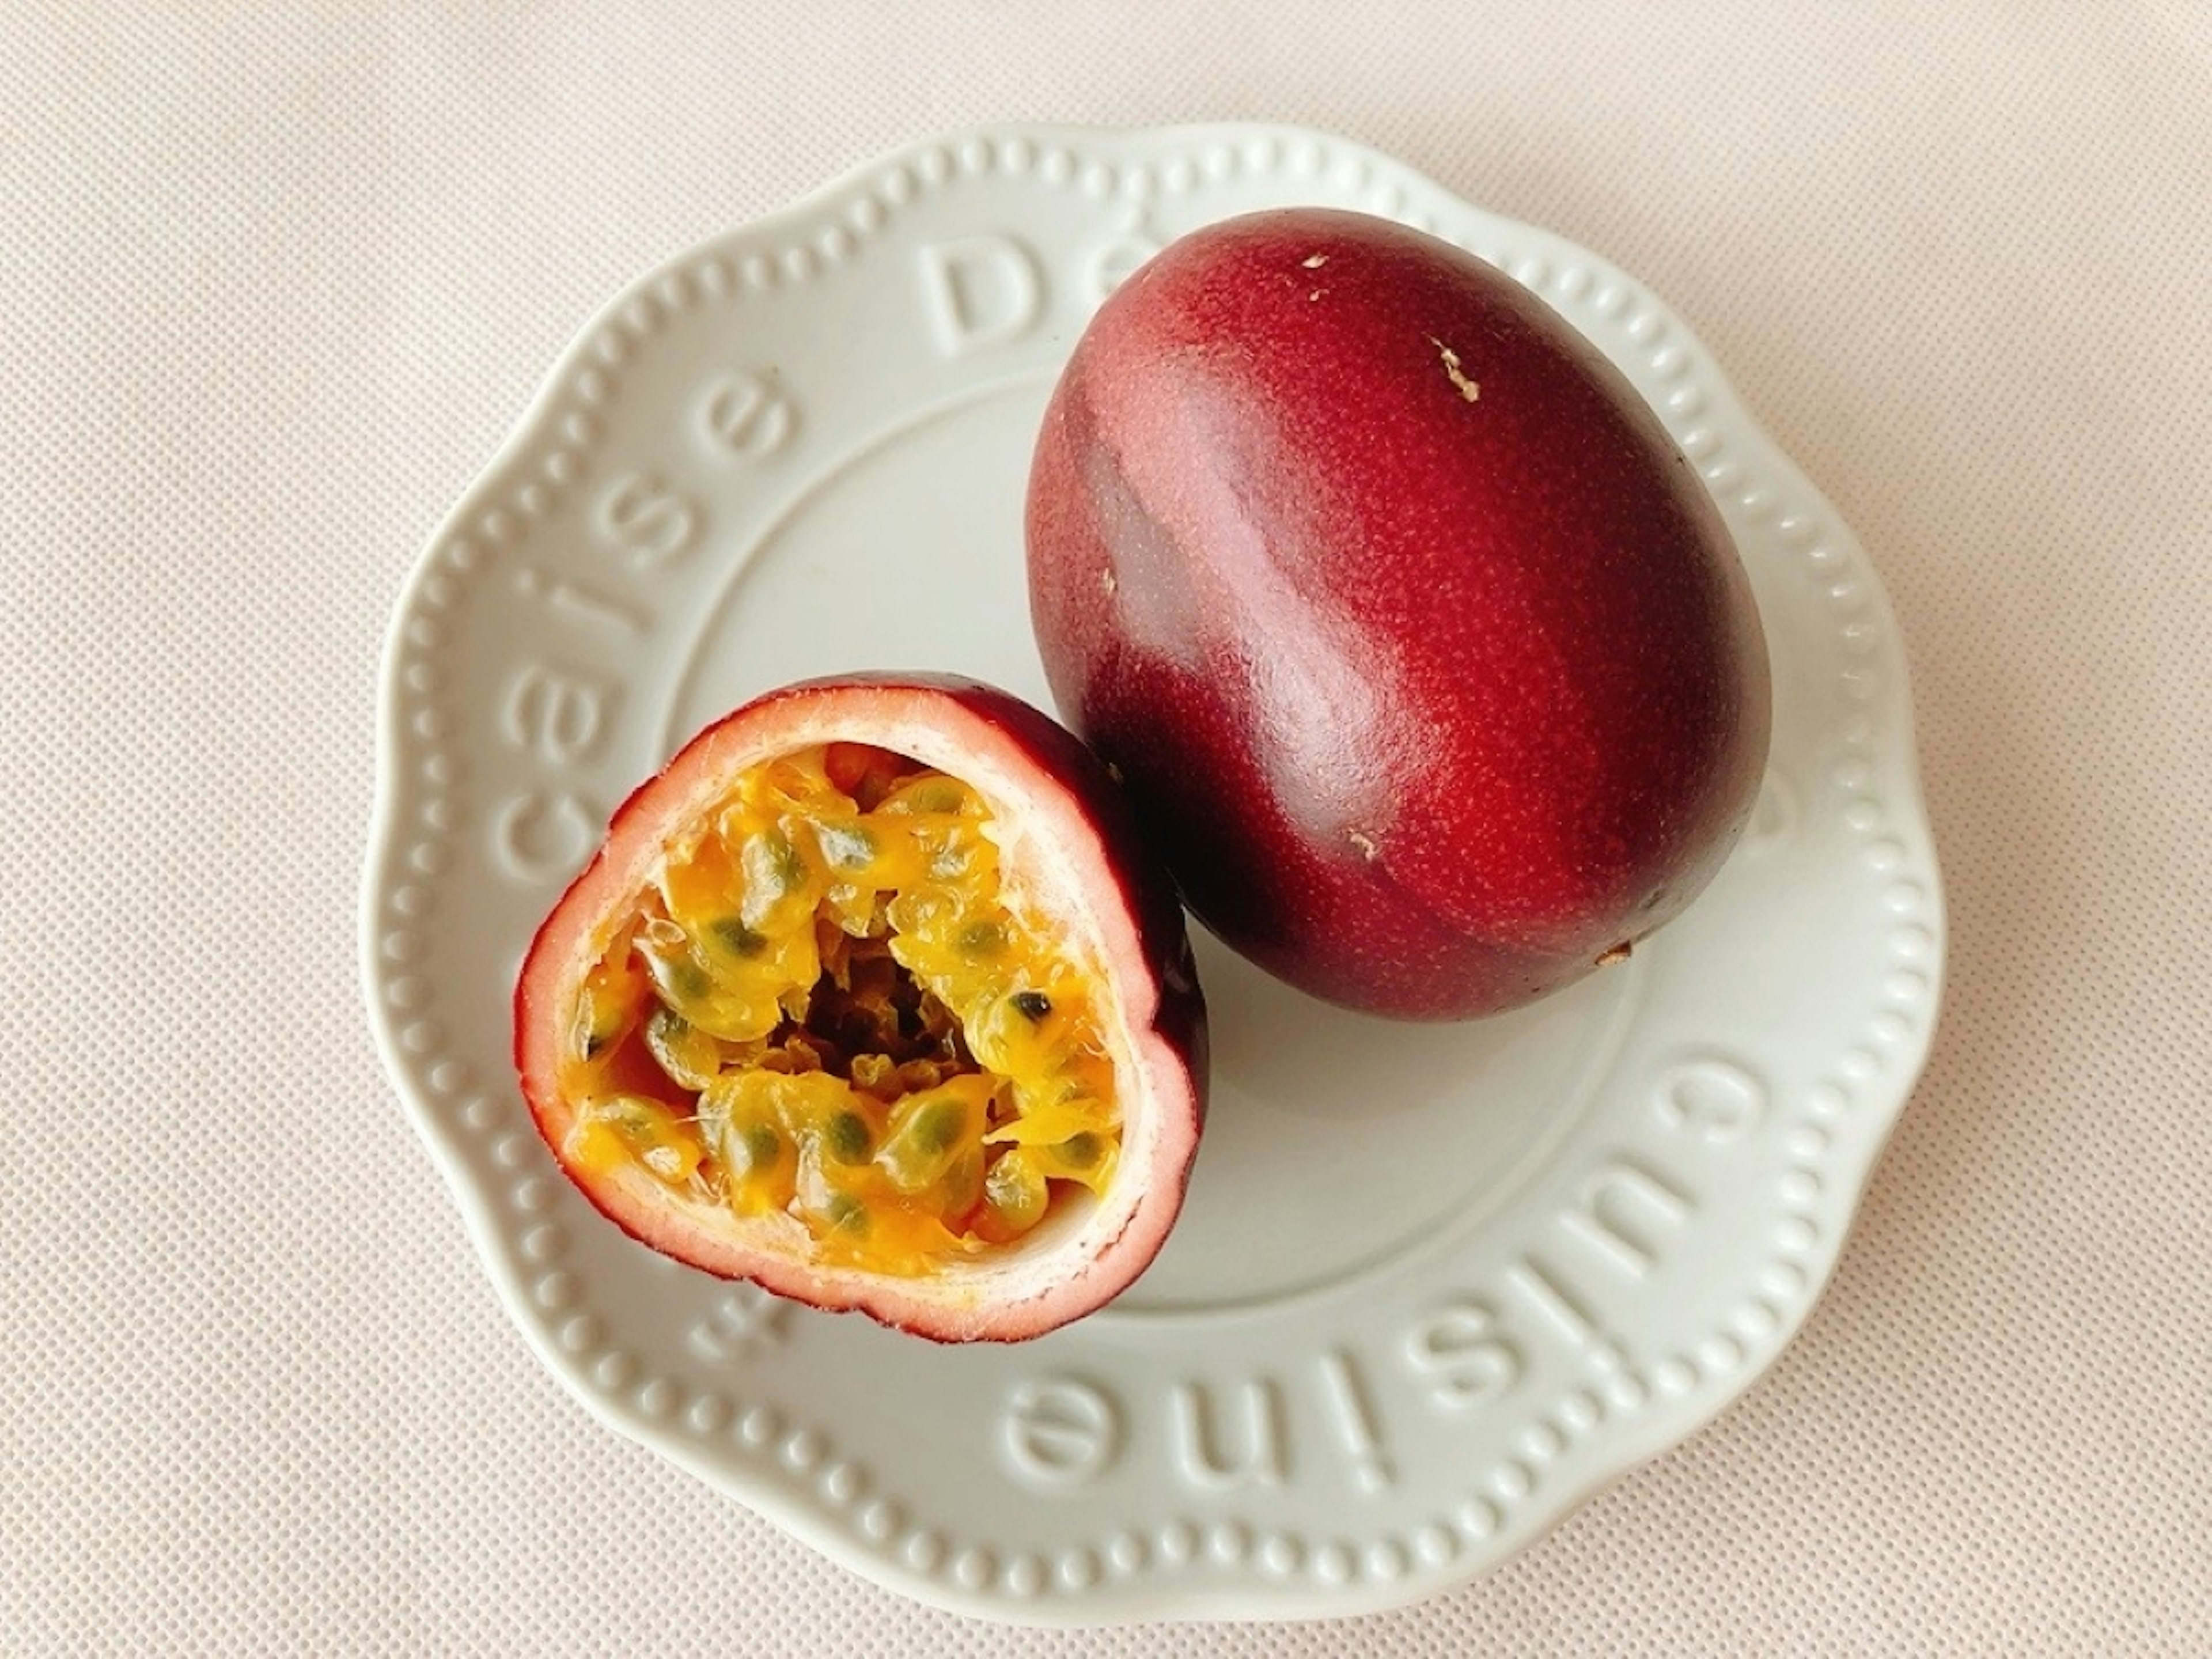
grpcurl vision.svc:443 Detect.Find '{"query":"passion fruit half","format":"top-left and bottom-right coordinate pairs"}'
top-left (513, 674), bottom-right (1206, 1342)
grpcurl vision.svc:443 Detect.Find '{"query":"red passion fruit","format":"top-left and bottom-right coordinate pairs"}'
top-left (1027, 208), bottom-right (1772, 1020)
top-left (512, 675), bottom-right (1206, 1342)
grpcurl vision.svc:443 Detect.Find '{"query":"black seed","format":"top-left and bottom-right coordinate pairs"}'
top-left (825, 1111), bottom-right (873, 1164)
top-left (1058, 1131), bottom-right (1101, 1169)
top-left (711, 918), bottom-right (768, 959)
top-left (768, 832), bottom-right (806, 888)
top-left (824, 1193), bottom-right (869, 1233)
top-left (815, 823), bottom-right (876, 870)
top-left (669, 956), bottom-right (714, 1002)
top-left (915, 1097), bottom-right (967, 1155)
top-left (902, 778), bottom-right (965, 815)
top-left (1009, 990), bottom-right (1052, 1022)
top-left (743, 1124), bottom-right (782, 1171)
top-left (957, 920), bottom-right (1005, 956)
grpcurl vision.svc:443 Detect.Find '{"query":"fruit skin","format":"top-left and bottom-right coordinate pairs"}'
top-left (513, 673), bottom-right (1207, 1343)
top-left (1027, 208), bottom-right (1771, 1020)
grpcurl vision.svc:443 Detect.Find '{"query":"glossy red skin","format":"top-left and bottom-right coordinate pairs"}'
top-left (1028, 209), bottom-right (1771, 1019)
top-left (512, 673), bottom-right (1207, 1342)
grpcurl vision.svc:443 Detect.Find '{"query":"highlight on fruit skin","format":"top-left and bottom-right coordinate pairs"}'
top-left (512, 673), bottom-right (1207, 1343)
top-left (1027, 206), bottom-right (1772, 1021)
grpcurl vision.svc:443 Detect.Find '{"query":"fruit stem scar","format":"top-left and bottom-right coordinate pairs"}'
top-left (1427, 336), bottom-right (1480, 403)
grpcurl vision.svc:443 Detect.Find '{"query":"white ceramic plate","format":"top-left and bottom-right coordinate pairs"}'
top-left (361, 123), bottom-right (1944, 1624)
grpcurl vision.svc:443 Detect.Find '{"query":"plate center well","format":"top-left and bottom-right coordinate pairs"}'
top-left (666, 380), bottom-right (1630, 1314)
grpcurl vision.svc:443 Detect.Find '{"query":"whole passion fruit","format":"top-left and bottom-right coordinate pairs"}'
top-left (513, 674), bottom-right (1206, 1342)
top-left (1027, 208), bottom-right (1771, 1020)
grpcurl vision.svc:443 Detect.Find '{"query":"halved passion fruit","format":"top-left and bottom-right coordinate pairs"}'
top-left (513, 674), bottom-right (1207, 1342)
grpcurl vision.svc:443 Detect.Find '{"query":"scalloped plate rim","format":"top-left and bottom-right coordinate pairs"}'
top-left (359, 119), bottom-right (1946, 1626)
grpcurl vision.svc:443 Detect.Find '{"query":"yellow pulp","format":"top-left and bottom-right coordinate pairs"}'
top-left (559, 742), bottom-right (1121, 1274)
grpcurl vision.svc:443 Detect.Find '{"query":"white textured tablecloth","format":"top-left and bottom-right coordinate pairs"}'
top-left (6, 4), bottom-right (2208, 1652)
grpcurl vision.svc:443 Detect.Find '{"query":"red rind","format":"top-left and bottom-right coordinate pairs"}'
top-left (513, 673), bottom-right (1207, 1342)
top-left (1027, 209), bottom-right (1771, 1020)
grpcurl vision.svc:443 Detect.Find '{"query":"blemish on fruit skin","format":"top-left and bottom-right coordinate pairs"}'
top-left (1427, 336), bottom-right (1480, 403)
top-left (1302, 253), bottom-right (1328, 269)
top-left (1347, 828), bottom-right (1380, 862)
top-left (1596, 941), bottom-right (1633, 967)
top-left (1101, 567), bottom-right (1118, 594)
